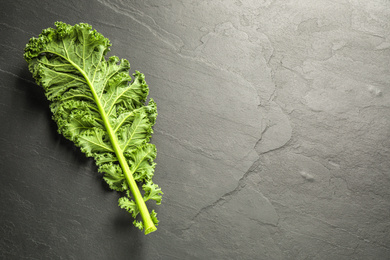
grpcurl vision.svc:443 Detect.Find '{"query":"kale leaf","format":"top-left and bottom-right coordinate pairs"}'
top-left (24, 22), bottom-right (162, 234)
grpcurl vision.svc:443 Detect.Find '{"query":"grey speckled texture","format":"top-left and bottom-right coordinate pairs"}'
top-left (1, 0), bottom-right (389, 259)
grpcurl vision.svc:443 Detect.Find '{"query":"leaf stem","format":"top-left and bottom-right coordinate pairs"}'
top-left (68, 59), bottom-right (157, 234)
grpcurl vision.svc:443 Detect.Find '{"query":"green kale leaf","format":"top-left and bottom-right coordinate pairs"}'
top-left (24, 22), bottom-right (162, 235)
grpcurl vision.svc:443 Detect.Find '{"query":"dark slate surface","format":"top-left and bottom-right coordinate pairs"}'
top-left (1, 1), bottom-right (390, 259)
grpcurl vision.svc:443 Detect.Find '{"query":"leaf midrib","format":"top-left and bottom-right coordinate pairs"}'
top-left (42, 49), bottom-right (127, 171)
top-left (43, 44), bottom-right (156, 232)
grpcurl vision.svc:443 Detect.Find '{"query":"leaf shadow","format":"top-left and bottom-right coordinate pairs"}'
top-left (17, 65), bottom-right (91, 167)
top-left (109, 211), bottom-right (146, 258)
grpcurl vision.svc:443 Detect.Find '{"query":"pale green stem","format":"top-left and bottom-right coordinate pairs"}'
top-left (68, 59), bottom-right (156, 234)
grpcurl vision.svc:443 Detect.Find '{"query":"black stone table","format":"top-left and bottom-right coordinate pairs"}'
top-left (1, 1), bottom-right (390, 259)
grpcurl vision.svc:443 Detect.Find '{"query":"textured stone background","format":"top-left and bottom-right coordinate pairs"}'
top-left (1, 0), bottom-right (389, 259)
